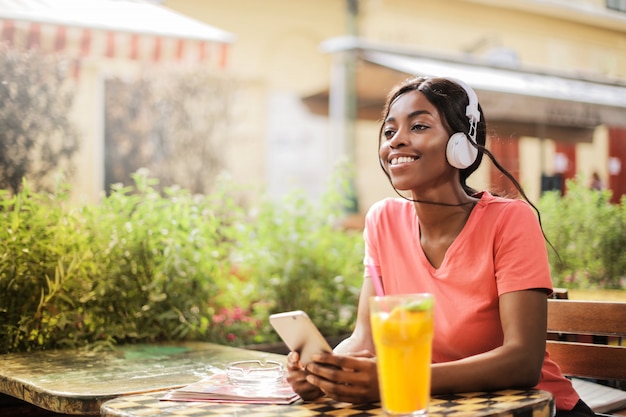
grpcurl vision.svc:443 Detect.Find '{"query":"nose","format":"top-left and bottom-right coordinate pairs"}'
top-left (388, 129), bottom-right (409, 149)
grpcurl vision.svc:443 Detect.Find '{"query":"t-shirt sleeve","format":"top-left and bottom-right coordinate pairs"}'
top-left (362, 200), bottom-right (385, 278)
top-left (493, 200), bottom-right (553, 295)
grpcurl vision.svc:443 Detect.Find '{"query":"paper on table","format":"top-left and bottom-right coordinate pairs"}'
top-left (160, 372), bottom-right (300, 405)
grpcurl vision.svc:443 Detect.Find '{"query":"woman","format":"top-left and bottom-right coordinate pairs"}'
top-left (286, 76), bottom-right (594, 417)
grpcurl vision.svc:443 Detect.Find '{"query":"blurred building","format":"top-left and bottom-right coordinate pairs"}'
top-left (2, 0), bottom-right (625, 211)
top-left (166, 0), bottom-right (626, 213)
top-left (0, 0), bottom-right (234, 202)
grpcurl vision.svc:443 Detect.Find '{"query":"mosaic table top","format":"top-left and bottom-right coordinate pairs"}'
top-left (101, 388), bottom-right (554, 417)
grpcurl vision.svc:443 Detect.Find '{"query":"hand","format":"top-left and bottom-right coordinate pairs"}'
top-left (304, 350), bottom-right (380, 404)
top-left (285, 351), bottom-right (324, 401)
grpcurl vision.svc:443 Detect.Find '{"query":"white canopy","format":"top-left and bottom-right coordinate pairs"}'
top-left (0, 0), bottom-right (235, 43)
top-left (319, 37), bottom-right (626, 129)
top-left (363, 50), bottom-right (626, 128)
top-left (0, 0), bottom-right (235, 65)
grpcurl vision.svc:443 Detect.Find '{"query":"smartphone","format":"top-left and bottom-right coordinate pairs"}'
top-left (269, 310), bottom-right (332, 365)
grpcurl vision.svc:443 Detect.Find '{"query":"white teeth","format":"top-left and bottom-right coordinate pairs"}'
top-left (390, 156), bottom-right (417, 165)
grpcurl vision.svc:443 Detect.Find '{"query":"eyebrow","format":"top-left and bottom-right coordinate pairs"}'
top-left (384, 109), bottom-right (432, 124)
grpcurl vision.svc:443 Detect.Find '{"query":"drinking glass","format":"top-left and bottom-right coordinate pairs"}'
top-left (370, 293), bottom-right (434, 416)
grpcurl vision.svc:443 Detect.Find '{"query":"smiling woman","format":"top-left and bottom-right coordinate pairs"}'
top-left (377, 77), bottom-right (488, 205)
top-left (283, 76), bottom-right (596, 417)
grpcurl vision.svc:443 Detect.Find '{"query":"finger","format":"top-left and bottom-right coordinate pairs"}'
top-left (296, 385), bottom-right (325, 401)
top-left (287, 351), bottom-right (303, 370)
top-left (349, 350), bottom-right (376, 359)
top-left (310, 353), bottom-right (344, 369)
top-left (305, 355), bottom-right (379, 401)
top-left (308, 362), bottom-right (374, 388)
top-left (286, 368), bottom-right (324, 401)
top-left (311, 353), bottom-right (373, 372)
top-left (307, 374), bottom-right (372, 404)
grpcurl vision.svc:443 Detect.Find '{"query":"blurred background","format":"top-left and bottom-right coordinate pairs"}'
top-left (2, 0), bottom-right (626, 222)
top-left (1, 0), bottom-right (625, 358)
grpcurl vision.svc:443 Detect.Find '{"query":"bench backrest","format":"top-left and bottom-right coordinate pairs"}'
top-left (546, 299), bottom-right (626, 381)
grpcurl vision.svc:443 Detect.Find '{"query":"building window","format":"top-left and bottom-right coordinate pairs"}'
top-left (607, 0), bottom-right (626, 12)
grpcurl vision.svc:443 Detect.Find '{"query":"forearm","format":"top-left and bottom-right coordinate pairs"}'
top-left (334, 329), bottom-right (375, 355)
top-left (431, 289), bottom-right (548, 394)
top-left (334, 278), bottom-right (376, 356)
top-left (431, 338), bottom-right (544, 393)
top-left (333, 336), bottom-right (359, 355)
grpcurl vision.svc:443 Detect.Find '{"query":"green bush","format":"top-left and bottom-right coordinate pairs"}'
top-left (0, 180), bottom-right (92, 352)
top-left (0, 171), bottom-right (244, 353)
top-left (538, 177), bottom-right (626, 290)
top-left (0, 170), bottom-right (364, 353)
top-left (235, 182), bottom-right (364, 342)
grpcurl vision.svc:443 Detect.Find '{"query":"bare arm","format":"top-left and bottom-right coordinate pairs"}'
top-left (333, 276), bottom-right (377, 355)
top-left (431, 289), bottom-right (547, 393)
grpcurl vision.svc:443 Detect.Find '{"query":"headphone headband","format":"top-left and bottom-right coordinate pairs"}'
top-left (446, 77), bottom-right (480, 123)
top-left (445, 77), bottom-right (479, 143)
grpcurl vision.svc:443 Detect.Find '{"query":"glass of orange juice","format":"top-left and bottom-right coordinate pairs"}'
top-left (370, 293), bottom-right (434, 416)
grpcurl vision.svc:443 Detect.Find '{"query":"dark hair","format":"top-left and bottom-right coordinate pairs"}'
top-left (378, 76), bottom-right (560, 260)
top-left (379, 76), bottom-right (530, 199)
top-left (378, 76), bottom-right (486, 195)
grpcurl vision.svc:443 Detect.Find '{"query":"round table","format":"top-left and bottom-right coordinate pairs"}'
top-left (101, 388), bottom-right (555, 417)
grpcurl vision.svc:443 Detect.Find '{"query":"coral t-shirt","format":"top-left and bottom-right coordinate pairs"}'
top-left (363, 192), bottom-right (579, 411)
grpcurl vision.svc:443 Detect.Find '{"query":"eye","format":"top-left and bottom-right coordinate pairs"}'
top-left (411, 123), bottom-right (428, 131)
top-left (382, 128), bottom-right (395, 139)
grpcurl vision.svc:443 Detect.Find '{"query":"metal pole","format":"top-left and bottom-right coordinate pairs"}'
top-left (344, 0), bottom-right (358, 213)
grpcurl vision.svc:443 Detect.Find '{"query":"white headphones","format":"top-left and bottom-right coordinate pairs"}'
top-left (445, 78), bottom-right (481, 169)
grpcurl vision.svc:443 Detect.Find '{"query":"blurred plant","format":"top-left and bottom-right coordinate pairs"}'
top-left (0, 168), bottom-right (364, 353)
top-left (0, 44), bottom-right (78, 195)
top-left (0, 179), bottom-right (94, 352)
top-left (538, 176), bottom-right (626, 289)
top-left (80, 170), bottom-right (247, 345)
top-left (208, 306), bottom-right (263, 345)
top-left (0, 170), bottom-right (245, 353)
top-left (236, 166), bottom-right (364, 341)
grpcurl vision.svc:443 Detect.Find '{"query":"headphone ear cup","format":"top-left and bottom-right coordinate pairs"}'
top-left (447, 132), bottom-right (478, 169)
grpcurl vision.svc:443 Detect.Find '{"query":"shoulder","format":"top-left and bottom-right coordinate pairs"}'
top-left (476, 192), bottom-right (536, 220)
top-left (366, 198), bottom-right (413, 219)
top-left (474, 193), bottom-right (544, 247)
top-left (364, 198), bottom-right (414, 235)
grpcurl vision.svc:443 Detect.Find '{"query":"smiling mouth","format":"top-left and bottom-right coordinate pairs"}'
top-left (390, 156), bottom-right (418, 166)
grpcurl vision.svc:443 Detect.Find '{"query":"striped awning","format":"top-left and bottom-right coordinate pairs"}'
top-left (0, 0), bottom-right (235, 66)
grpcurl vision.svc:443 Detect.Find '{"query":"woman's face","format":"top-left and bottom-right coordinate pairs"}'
top-left (379, 90), bottom-right (454, 193)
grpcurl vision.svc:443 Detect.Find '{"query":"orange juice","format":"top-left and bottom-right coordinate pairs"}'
top-left (370, 294), bottom-right (434, 416)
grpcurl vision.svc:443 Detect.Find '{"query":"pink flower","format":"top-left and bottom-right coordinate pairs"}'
top-left (231, 307), bottom-right (244, 320)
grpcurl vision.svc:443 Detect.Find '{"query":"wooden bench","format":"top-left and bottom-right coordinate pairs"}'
top-left (547, 299), bottom-right (626, 415)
